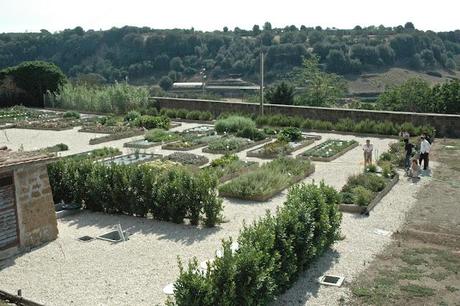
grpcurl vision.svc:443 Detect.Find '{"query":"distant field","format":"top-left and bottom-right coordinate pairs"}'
top-left (347, 67), bottom-right (460, 95)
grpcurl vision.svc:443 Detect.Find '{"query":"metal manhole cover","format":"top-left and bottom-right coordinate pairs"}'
top-left (319, 275), bottom-right (345, 287)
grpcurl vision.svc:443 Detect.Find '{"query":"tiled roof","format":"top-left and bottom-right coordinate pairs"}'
top-left (0, 150), bottom-right (56, 170)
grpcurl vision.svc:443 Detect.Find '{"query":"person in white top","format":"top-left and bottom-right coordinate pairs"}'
top-left (419, 136), bottom-right (431, 170)
top-left (363, 139), bottom-right (373, 166)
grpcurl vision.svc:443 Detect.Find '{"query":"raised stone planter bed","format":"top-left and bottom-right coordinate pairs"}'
top-left (79, 125), bottom-right (133, 134)
top-left (213, 162), bottom-right (258, 183)
top-left (89, 129), bottom-right (144, 145)
top-left (165, 152), bottom-right (209, 167)
top-left (181, 125), bottom-right (215, 137)
top-left (247, 138), bottom-right (315, 159)
top-left (14, 118), bottom-right (81, 131)
top-left (173, 118), bottom-right (214, 124)
top-left (203, 137), bottom-right (271, 155)
top-left (298, 139), bottom-right (359, 162)
top-left (339, 173), bottom-right (400, 215)
top-left (219, 166), bottom-right (315, 202)
top-left (124, 139), bottom-right (164, 149)
top-left (101, 153), bottom-right (161, 166)
top-left (161, 135), bottom-right (221, 151)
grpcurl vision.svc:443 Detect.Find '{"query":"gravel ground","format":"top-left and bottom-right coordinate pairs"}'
top-left (0, 124), bottom-right (423, 306)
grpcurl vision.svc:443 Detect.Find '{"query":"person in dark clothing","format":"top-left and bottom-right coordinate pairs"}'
top-left (404, 139), bottom-right (414, 170)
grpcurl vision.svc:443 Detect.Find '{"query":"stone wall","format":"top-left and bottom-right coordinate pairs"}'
top-left (14, 163), bottom-right (58, 249)
top-left (153, 97), bottom-right (460, 138)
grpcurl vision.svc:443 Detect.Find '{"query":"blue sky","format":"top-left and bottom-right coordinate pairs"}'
top-left (1, 0), bottom-right (459, 33)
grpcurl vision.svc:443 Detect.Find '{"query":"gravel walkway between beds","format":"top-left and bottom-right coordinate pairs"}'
top-left (0, 125), bottom-right (429, 306)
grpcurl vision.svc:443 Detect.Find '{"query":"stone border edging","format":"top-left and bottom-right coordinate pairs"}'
top-left (89, 130), bottom-right (144, 145)
top-left (246, 139), bottom-right (315, 159)
top-left (339, 173), bottom-right (400, 215)
top-left (298, 141), bottom-right (359, 162)
top-left (202, 138), bottom-right (271, 155)
top-left (219, 166), bottom-right (315, 202)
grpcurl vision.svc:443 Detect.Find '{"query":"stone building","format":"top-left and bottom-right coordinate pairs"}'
top-left (0, 151), bottom-right (58, 260)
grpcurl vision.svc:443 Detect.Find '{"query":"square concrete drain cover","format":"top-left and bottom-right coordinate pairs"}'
top-left (78, 236), bottom-right (94, 242)
top-left (319, 275), bottom-right (344, 287)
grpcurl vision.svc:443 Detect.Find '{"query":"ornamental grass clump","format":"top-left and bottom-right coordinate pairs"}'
top-left (215, 115), bottom-right (256, 134)
top-left (168, 181), bottom-right (342, 306)
top-left (218, 157), bottom-right (314, 201)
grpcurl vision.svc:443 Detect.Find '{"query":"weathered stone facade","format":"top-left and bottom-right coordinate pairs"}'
top-left (14, 164), bottom-right (58, 249)
top-left (0, 151), bottom-right (57, 259)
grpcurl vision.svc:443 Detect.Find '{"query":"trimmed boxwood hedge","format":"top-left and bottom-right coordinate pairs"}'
top-left (48, 159), bottom-right (223, 227)
top-left (168, 181), bottom-right (342, 306)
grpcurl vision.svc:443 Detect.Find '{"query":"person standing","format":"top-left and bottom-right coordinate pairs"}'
top-left (404, 138), bottom-right (415, 170)
top-left (419, 136), bottom-right (431, 170)
top-left (363, 139), bottom-right (373, 166)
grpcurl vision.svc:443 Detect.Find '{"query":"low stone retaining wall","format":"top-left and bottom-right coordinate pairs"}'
top-left (153, 97), bottom-right (460, 138)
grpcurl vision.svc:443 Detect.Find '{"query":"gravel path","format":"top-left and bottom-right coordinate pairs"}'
top-left (0, 125), bottom-right (423, 306)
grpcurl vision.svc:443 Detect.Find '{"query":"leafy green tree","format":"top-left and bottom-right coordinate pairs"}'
top-left (377, 78), bottom-right (433, 112)
top-left (420, 49), bottom-right (436, 67)
top-left (409, 53), bottom-right (424, 70)
top-left (252, 25), bottom-right (261, 35)
top-left (432, 80), bottom-right (460, 113)
top-left (159, 75), bottom-right (173, 91)
top-left (0, 61), bottom-right (67, 107)
top-left (265, 82), bottom-right (295, 105)
top-left (294, 56), bottom-right (347, 106)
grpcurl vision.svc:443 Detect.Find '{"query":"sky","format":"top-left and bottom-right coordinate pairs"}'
top-left (0, 0), bottom-right (459, 33)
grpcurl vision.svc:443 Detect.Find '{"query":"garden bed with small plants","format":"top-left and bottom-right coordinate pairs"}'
top-left (68, 147), bottom-right (122, 161)
top-left (218, 157), bottom-right (315, 201)
top-left (14, 117), bottom-right (83, 131)
top-left (0, 106), bottom-right (58, 124)
top-left (161, 134), bottom-right (221, 151)
top-left (339, 168), bottom-right (399, 214)
top-left (246, 127), bottom-right (316, 159)
top-left (181, 125), bottom-right (215, 137)
top-left (299, 139), bottom-right (359, 162)
top-left (89, 129), bottom-right (145, 145)
top-left (159, 108), bottom-right (214, 124)
top-left (124, 129), bottom-right (181, 149)
top-left (203, 136), bottom-right (269, 154)
top-left (201, 154), bottom-right (258, 183)
top-left (101, 152), bottom-right (162, 166)
top-left (165, 152), bottom-right (209, 167)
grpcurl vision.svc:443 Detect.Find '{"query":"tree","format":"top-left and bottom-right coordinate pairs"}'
top-left (263, 22), bottom-right (272, 31)
top-left (170, 57), bottom-right (184, 72)
top-left (326, 49), bottom-right (350, 74)
top-left (252, 25), bottom-right (261, 35)
top-left (404, 22), bottom-right (415, 30)
top-left (265, 82), bottom-right (295, 105)
top-left (0, 61), bottom-right (67, 107)
top-left (377, 78), bottom-right (433, 112)
top-left (294, 56), bottom-right (347, 106)
top-left (409, 53), bottom-right (424, 70)
top-left (159, 76), bottom-right (173, 91)
top-left (420, 49), bottom-right (436, 67)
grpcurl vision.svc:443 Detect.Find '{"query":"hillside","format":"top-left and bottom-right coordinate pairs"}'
top-left (0, 23), bottom-right (459, 93)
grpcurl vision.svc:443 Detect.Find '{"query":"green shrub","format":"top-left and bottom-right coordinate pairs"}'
top-left (199, 111), bottom-right (213, 121)
top-left (145, 129), bottom-right (180, 142)
top-left (124, 110), bottom-right (141, 122)
top-left (139, 106), bottom-right (158, 116)
top-left (48, 159), bottom-right (222, 227)
top-left (335, 118), bottom-right (355, 132)
top-left (160, 108), bottom-right (178, 118)
top-left (206, 136), bottom-right (252, 153)
top-left (186, 111), bottom-right (202, 120)
top-left (134, 115), bottom-right (170, 129)
top-left (352, 186), bottom-right (374, 206)
top-left (215, 115), bottom-right (256, 134)
top-left (278, 127), bottom-right (302, 142)
top-left (342, 173), bottom-right (386, 193)
top-left (63, 111), bottom-right (80, 119)
top-left (218, 158), bottom-right (314, 200)
top-left (235, 126), bottom-right (266, 141)
top-left (176, 109), bottom-right (188, 119)
top-left (170, 181), bottom-right (341, 305)
top-left (366, 164), bottom-right (377, 173)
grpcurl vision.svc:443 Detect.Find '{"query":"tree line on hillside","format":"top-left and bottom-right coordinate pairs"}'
top-left (0, 22), bottom-right (459, 85)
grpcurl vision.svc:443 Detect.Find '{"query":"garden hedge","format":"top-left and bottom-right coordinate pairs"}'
top-left (48, 159), bottom-right (223, 227)
top-left (168, 181), bottom-right (342, 306)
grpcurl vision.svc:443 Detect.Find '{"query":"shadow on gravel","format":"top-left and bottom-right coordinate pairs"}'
top-left (271, 249), bottom-right (341, 306)
top-left (61, 211), bottom-right (220, 245)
